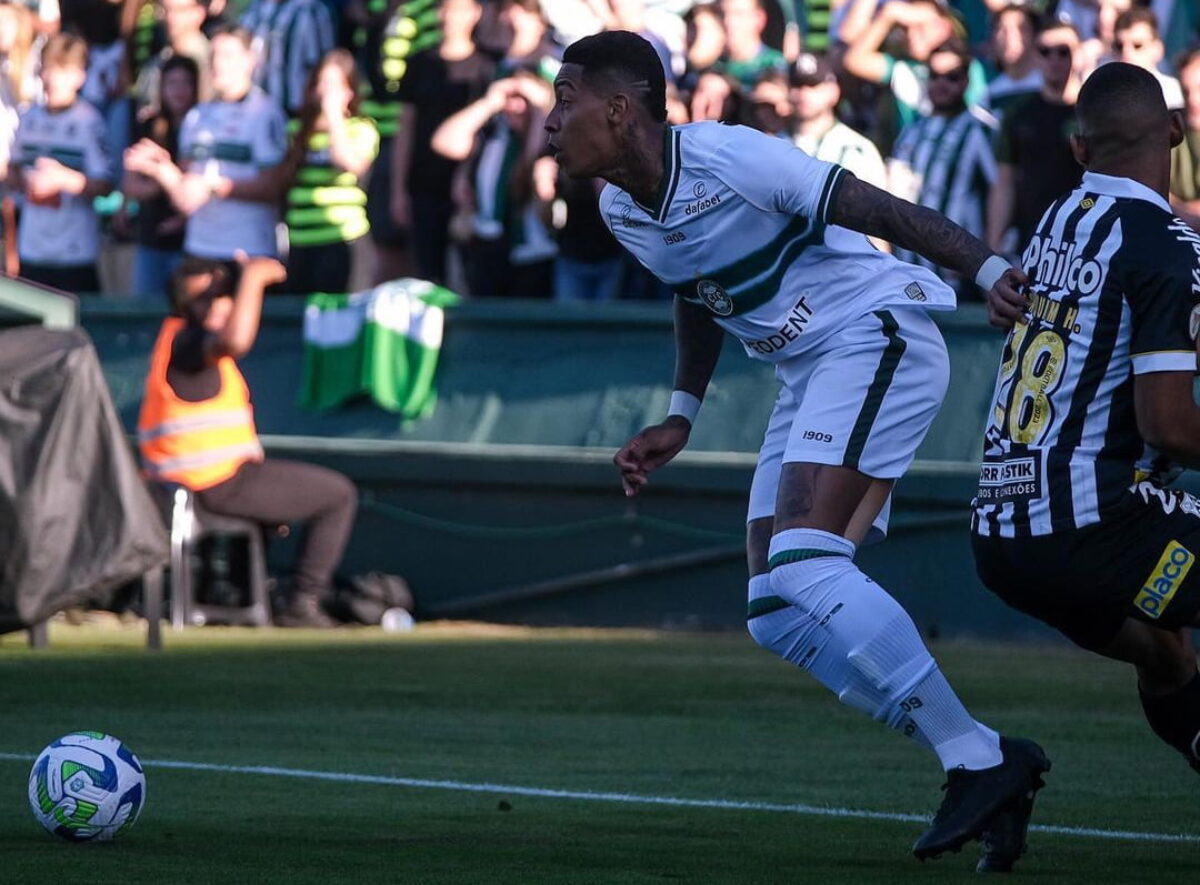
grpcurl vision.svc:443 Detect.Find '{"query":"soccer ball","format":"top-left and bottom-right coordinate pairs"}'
top-left (28, 732), bottom-right (146, 842)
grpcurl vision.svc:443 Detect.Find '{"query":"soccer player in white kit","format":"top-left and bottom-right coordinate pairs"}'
top-left (545, 31), bottom-right (1047, 867)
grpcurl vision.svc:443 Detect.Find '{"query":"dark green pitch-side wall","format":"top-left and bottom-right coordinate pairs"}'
top-left (78, 298), bottom-right (1076, 639)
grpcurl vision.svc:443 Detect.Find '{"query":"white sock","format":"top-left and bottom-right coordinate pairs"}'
top-left (750, 527), bottom-right (1002, 771)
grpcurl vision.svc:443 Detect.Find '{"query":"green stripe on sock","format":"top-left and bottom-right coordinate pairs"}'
top-left (767, 549), bottom-right (846, 569)
top-left (746, 595), bottom-right (790, 619)
top-left (843, 310), bottom-right (907, 471)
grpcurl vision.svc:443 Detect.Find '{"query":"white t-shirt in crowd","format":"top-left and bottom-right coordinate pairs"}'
top-left (12, 100), bottom-right (109, 265)
top-left (179, 87), bottom-right (287, 259)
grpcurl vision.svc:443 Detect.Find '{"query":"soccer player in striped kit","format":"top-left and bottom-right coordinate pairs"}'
top-left (545, 30), bottom-right (1047, 868)
top-left (974, 63), bottom-right (1200, 784)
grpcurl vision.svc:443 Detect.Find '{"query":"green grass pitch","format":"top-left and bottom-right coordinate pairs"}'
top-left (0, 623), bottom-right (1195, 883)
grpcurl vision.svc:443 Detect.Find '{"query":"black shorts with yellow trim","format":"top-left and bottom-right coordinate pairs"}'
top-left (972, 482), bottom-right (1200, 650)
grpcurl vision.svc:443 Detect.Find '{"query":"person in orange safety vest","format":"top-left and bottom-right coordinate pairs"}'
top-left (139, 254), bottom-right (357, 627)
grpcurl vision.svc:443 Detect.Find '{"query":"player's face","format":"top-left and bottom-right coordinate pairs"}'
top-left (927, 52), bottom-right (968, 111)
top-left (546, 64), bottom-right (619, 179)
top-left (1113, 22), bottom-right (1162, 71)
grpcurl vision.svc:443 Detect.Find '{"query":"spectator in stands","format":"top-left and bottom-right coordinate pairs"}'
top-left (125, 26), bottom-right (287, 262)
top-left (607, 0), bottom-right (673, 82)
top-left (717, 0), bottom-right (785, 90)
top-left (1169, 49), bottom-right (1200, 230)
top-left (888, 39), bottom-right (995, 298)
top-left (281, 50), bottom-right (378, 294)
top-left (361, 0), bottom-right (439, 286)
top-left (745, 67), bottom-right (790, 135)
top-left (433, 71), bottom-right (557, 297)
top-left (134, 0), bottom-right (210, 109)
top-left (1111, 7), bottom-right (1183, 110)
top-left (986, 16), bottom-right (1082, 255)
top-left (240, 0), bottom-right (334, 115)
top-left (842, 0), bottom-right (988, 147)
top-left (682, 2), bottom-right (724, 87)
top-left (788, 51), bottom-right (888, 251)
top-left (122, 54), bottom-right (198, 300)
top-left (533, 158), bottom-right (623, 301)
top-left (0, 2), bottom-right (36, 182)
top-left (139, 255), bottom-right (358, 628)
top-left (497, 0), bottom-right (561, 78)
top-left (789, 52), bottom-right (886, 189)
top-left (70, 0), bottom-right (128, 182)
top-left (391, 0), bottom-right (494, 285)
top-left (9, 33), bottom-right (111, 291)
top-left (1066, 0), bottom-right (1130, 77)
top-left (984, 3), bottom-right (1041, 120)
top-left (689, 69), bottom-right (738, 120)
top-left (543, 0), bottom-right (605, 48)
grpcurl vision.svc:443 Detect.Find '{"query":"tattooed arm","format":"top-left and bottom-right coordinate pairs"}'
top-left (828, 171), bottom-right (1028, 328)
top-left (829, 171), bottom-right (993, 277)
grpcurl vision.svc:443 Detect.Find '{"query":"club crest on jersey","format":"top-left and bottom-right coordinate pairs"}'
top-left (697, 279), bottom-right (732, 316)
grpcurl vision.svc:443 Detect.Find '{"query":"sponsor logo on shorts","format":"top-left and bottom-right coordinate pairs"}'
top-left (1135, 540), bottom-right (1194, 620)
top-left (975, 456), bottom-right (1041, 503)
top-left (697, 279), bottom-right (733, 316)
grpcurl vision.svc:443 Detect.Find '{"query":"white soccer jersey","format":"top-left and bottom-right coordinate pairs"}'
top-left (179, 88), bottom-right (287, 259)
top-left (12, 100), bottom-right (109, 265)
top-left (599, 122), bottom-right (954, 362)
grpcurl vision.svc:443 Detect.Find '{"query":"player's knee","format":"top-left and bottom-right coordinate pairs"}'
top-left (766, 527), bottom-right (856, 603)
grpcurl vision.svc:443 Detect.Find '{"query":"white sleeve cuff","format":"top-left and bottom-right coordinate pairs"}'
top-left (1131, 351), bottom-right (1197, 374)
top-left (667, 390), bottom-right (702, 425)
top-left (974, 255), bottom-right (1012, 292)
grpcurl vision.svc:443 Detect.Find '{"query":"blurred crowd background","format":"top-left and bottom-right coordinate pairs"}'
top-left (0, 0), bottom-right (1196, 303)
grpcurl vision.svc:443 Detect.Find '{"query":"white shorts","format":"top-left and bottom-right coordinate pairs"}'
top-left (746, 307), bottom-right (950, 541)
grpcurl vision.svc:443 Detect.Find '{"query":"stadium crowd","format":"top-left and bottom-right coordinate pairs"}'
top-left (0, 0), bottom-right (1196, 302)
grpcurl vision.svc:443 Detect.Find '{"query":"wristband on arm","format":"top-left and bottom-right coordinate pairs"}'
top-left (667, 390), bottom-right (701, 426)
top-left (975, 254), bottom-right (1012, 292)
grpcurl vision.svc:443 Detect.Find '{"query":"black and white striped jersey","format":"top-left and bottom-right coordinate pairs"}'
top-left (972, 172), bottom-right (1200, 538)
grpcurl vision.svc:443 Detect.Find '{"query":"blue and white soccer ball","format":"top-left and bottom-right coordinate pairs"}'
top-left (27, 732), bottom-right (146, 842)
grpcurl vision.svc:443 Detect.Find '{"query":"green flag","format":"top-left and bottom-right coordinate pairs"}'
top-left (300, 279), bottom-right (459, 419)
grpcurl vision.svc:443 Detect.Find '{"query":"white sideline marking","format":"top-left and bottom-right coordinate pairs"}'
top-left (3, 752), bottom-right (1197, 845)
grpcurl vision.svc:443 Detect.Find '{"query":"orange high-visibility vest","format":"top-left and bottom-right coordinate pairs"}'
top-left (138, 317), bottom-right (264, 490)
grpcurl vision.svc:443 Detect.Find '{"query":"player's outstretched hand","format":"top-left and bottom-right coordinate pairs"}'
top-left (613, 417), bottom-right (691, 497)
top-left (986, 266), bottom-right (1030, 331)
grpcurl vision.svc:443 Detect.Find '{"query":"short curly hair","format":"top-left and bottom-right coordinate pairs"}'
top-left (561, 31), bottom-right (667, 124)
